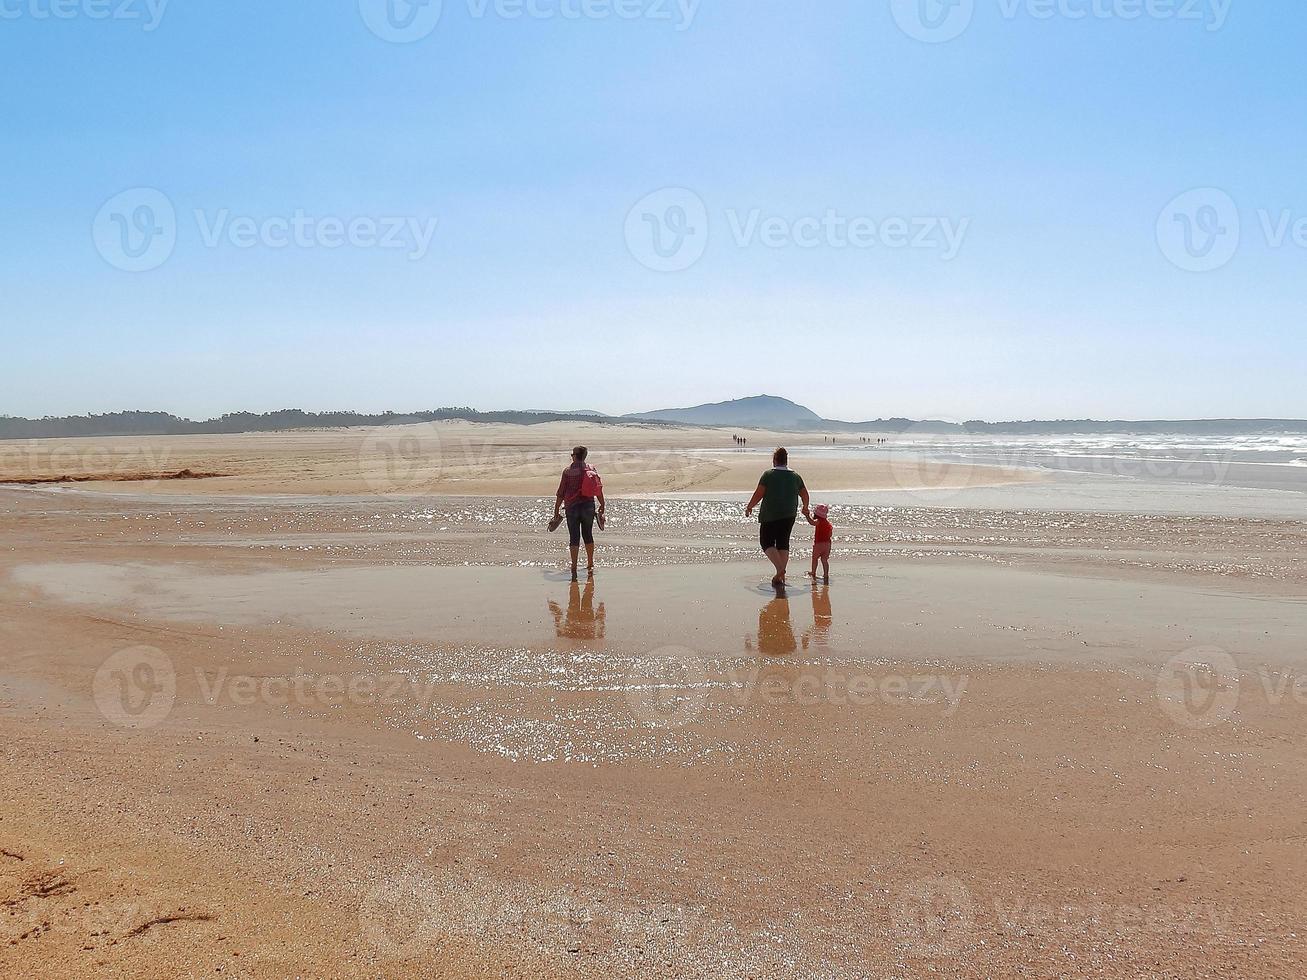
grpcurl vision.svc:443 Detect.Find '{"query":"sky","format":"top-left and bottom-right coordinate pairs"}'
top-left (1, 0), bottom-right (1303, 422)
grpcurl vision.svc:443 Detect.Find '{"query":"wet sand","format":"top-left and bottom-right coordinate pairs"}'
top-left (2, 443), bottom-right (1307, 977)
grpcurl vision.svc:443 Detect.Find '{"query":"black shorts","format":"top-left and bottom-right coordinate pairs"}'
top-left (566, 499), bottom-right (596, 547)
top-left (759, 516), bottom-right (796, 552)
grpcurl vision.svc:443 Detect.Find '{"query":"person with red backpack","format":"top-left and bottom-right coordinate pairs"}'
top-left (552, 445), bottom-right (606, 579)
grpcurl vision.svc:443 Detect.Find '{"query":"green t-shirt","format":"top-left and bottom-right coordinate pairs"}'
top-left (757, 467), bottom-right (805, 523)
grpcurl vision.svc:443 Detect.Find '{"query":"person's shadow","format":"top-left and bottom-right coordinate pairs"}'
top-left (548, 580), bottom-right (606, 643)
top-left (744, 593), bottom-right (797, 657)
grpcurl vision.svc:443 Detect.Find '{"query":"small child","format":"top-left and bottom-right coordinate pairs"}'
top-left (806, 504), bottom-right (833, 581)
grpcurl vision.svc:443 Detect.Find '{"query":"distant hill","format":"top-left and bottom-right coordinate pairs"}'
top-left (626, 395), bottom-right (824, 428)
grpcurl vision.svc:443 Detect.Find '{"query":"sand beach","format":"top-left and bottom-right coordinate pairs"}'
top-left (1, 423), bottom-right (1305, 977)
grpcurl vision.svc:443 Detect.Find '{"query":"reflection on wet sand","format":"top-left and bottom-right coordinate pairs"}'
top-left (745, 593), bottom-right (797, 656)
top-left (743, 586), bottom-right (832, 657)
top-left (803, 585), bottom-right (832, 651)
top-left (547, 579), bottom-right (606, 644)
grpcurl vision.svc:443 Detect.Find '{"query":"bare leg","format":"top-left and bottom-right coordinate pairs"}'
top-left (764, 546), bottom-right (785, 585)
top-left (776, 549), bottom-right (789, 582)
top-left (569, 545), bottom-right (579, 579)
top-left (820, 555), bottom-right (830, 581)
top-left (584, 541), bottom-right (595, 574)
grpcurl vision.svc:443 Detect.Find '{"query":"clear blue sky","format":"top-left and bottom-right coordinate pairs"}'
top-left (2, 0), bottom-right (1303, 422)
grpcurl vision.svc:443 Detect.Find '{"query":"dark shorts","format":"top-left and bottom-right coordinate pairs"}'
top-left (566, 499), bottom-right (596, 547)
top-left (759, 516), bottom-right (797, 552)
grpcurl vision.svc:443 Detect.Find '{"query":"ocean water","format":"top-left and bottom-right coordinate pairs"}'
top-left (695, 434), bottom-right (1307, 520)
top-left (878, 432), bottom-right (1307, 491)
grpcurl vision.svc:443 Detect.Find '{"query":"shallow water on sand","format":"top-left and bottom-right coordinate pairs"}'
top-left (16, 557), bottom-right (1307, 764)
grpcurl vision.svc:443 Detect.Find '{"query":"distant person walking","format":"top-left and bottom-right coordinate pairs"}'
top-left (552, 446), bottom-right (605, 580)
top-left (745, 447), bottom-right (810, 589)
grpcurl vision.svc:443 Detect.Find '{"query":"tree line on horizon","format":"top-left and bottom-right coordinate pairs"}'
top-left (0, 408), bottom-right (632, 440)
top-left (1, 407), bottom-right (1304, 441)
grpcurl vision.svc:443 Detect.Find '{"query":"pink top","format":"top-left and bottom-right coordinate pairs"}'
top-left (557, 462), bottom-right (586, 506)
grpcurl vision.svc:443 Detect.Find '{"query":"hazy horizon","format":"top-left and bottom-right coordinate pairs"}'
top-left (4, 2), bottom-right (1304, 421)
top-left (4, 394), bottom-right (1305, 427)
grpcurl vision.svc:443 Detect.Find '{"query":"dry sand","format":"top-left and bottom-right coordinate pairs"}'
top-left (0, 420), bottom-right (1033, 497)
top-left (2, 426), bottom-right (1305, 978)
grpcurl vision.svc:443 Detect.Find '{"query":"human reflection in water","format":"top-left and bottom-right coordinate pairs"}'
top-left (802, 584), bottom-right (833, 652)
top-left (548, 579), bottom-right (606, 643)
top-left (744, 593), bottom-right (797, 657)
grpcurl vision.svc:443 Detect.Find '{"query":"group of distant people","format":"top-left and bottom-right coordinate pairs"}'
top-left (550, 443), bottom-right (832, 588)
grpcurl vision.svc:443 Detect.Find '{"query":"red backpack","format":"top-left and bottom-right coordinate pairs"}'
top-left (580, 464), bottom-right (603, 498)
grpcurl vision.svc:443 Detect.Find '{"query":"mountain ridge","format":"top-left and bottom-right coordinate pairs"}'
top-left (625, 395), bottom-right (822, 428)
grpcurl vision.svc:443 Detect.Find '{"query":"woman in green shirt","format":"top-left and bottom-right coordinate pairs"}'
top-left (744, 447), bottom-right (811, 588)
